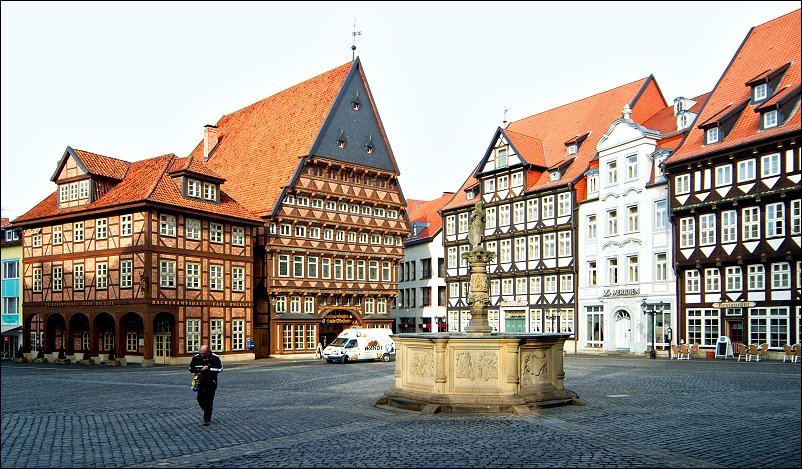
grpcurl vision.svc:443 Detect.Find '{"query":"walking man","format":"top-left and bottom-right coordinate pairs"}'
top-left (189, 345), bottom-right (223, 426)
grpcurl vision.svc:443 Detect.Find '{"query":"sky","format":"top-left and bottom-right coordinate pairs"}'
top-left (2, 1), bottom-right (800, 221)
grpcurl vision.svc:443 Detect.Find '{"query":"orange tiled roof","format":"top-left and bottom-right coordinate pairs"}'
top-left (406, 192), bottom-right (456, 243)
top-left (642, 92), bottom-right (711, 135)
top-left (667, 9), bottom-right (801, 164)
top-left (168, 156), bottom-right (225, 181)
top-left (190, 60), bottom-right (355, 217)
top-left (70, 148), bottom-right (131, 180)
top-left (442, 76), bottom-right (664, 211)
top-left (504, 129), bottom-right (547, 168)
top-left (14, 152), bottom-right (261, 225)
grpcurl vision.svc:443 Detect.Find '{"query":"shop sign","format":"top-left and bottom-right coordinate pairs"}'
top-left (712, 301), bottom-right (756, 308)
top-left (322, 313), bottom-right (354, 324)
top-left (602, 288), bottom-right (640, 297)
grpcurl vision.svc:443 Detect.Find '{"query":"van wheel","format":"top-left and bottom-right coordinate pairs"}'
top-left (341, 355), bottom-right (348, 364)
top-left (382, 353), bottom-right (391, 362)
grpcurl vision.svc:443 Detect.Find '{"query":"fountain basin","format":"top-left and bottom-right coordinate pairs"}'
top-left (374, 332), bottom-right (582, 414)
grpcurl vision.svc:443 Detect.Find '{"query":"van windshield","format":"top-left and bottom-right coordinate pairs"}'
top-left (330, 338), bottom-right (349, 347)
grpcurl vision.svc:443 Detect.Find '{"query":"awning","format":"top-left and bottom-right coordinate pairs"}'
top-left (1, 325), bottom-right (22, 334)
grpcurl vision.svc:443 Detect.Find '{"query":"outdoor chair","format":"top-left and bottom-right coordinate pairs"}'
top-left (737, 343), bottom-right (749, 361)
top-left (783, 344), bottom-right (795, 363)
top-left (671, 344), bottom-right (679, 360)
top-left (690, 343), bottom-right (700, 359)
top-left (747, 344), bottom-right (761, 362)
top-left (759, 343), bottom-right (770, 361)
top-left (678, 344), bottom-right (690, 360)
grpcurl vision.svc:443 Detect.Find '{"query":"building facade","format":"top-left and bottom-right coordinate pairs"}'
top-left (392, 194), bottom-right (452, 333)
top-left (1, 218), bottom-right (23, 356)
top-left (576, 95), bottom-right (707, 355)
top-left (13, 148), bottom-right (262, 364)
top-left (440, 77), bottom-right (668, 351)
top-left (663, 10), bottom-right (801, 353)
top-left (197, 58), bottom-right (410, 355)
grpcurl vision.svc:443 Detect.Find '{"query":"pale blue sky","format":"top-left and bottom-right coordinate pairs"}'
top-left (2, 1), bottom-right (799, 221)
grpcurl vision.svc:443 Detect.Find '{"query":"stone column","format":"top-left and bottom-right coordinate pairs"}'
top-left (463, 249), bottom-right (495, 335)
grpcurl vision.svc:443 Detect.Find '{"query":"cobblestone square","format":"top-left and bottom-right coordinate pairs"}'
top-left (1, 355), bottom-right (800, 468)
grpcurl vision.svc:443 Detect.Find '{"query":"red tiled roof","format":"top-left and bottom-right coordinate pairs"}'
top-left (667, 9), bottom-right (801, 164)
top-left (507, 77), bottom-right (660, 192)
top-left (442, 77), bottom-right (664, 211)
top-left (504, 129), bottom-right (546, 167)
top-left (0, 217), bottom-right (9, 227)
top-left (14, 153), bottom-right (261, 225)
top-left (642, 92), bottom-right (712, 135)
top-left (191, 61), bottom-right (355, 217)
top-left (168, 156), bottom-right (225, 181)
top-left (406, 192), bottom-right (455, 242)
top-left (72, 148), bottom-right (131, 180)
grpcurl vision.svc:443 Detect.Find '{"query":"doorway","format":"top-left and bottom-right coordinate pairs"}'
top-left (615, 310), bottom-right (631, 351)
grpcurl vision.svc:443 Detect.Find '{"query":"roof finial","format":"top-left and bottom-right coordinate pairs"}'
top-left (351, 18), bottom-right (362, 61)
top-left (622, 104), bottom-right (632, 121)
top-left (503, 107), bottom-right (508, 126)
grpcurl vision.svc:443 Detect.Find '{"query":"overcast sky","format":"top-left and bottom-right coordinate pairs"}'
top-left (2, 1), bottom-right (799, 221)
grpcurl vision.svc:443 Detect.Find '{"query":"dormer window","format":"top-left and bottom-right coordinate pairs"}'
top-left (187, 179), bottom-right (201, 198)
top-left (564, 132), bottom-right (589, 157)
top-left (203, 182), bottom-right (218, 201)
top-left (753, 83), bottom-right (768, 102)
top-left (466, 189), bottom-right (475, 201)
top-left (352, 91), bottom-right (361, 111)
top-left (586, 171), bottom-right (598, 193)
top-left (706, 127), bottom-right (720, 144)
top-left (337, 129), bottom-right (347, 149)
top-left (365, 135), bottom-right (374, 155)
top-left (679, 113), bottom-right (689, 129)
top-left (550, 171), bottom-right (560, 181)
top-left (763, 110), bottom-right (779, 129)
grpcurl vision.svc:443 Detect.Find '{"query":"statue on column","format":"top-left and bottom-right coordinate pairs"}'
top-left (468, 201), bottom-right (485, 251)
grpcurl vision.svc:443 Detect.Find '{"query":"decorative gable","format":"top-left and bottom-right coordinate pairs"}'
top-left (476, 131), bottom-right (525, 175)
top-left (309, 62), bottom-right (397, 173)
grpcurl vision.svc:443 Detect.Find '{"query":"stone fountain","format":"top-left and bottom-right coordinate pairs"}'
top-left (374, 202), bottom-right (582, 414)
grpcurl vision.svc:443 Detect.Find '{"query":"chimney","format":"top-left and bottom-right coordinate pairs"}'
top-left (203, 125), bottom-right (218, 161)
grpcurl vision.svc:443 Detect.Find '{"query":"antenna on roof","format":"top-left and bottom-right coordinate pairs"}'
top-left (503, 107), bottom-right (508, 126)
top-left (351, 18), bottom-right (362, 61)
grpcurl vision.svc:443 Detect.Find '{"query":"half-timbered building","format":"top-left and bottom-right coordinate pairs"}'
top-left (13, 148), bottom-right (262, 365)
top-left (662, 9), bottom-right (801, 354)
top-left (440, 77), bottom-right (667, 350)
top-left (195, 58), bottom-right (410, 355)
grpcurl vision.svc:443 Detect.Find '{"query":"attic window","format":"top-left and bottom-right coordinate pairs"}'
top-left (566, 144), bottom-right (577, 156)
top-left (466, 189), bottom-right (475, 201)
top-left (337, 129), bottom-right (347, 149)
top-left (352, 91), bottom-right (361, 111)
top-left (753, 83), bottom-right (768, 102)
top-left (550, 171), bottom-right (560, 181)
top-left (706, 127), bottom-right (720, 144)
top-left (365, 135), bottom-right (374, 154)
top-left (496, 147), bottom-right (508, 168)
top-left (762, 110), bottom-right (779, 129)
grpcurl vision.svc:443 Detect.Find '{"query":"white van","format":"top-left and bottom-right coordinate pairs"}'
top-left (323, 328), bottom-right (395, 363)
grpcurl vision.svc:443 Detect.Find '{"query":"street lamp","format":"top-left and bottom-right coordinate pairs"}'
top-left (641, 299), bottom-right (657, 359)
top-left (666, 325), bottom-right (673, 360)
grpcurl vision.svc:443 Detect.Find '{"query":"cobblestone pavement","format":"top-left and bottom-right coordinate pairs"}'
top-left (1, 355), bottom-right (800, 468)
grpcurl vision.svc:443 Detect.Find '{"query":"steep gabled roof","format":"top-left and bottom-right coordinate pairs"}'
top-left (443, 76), bottom-right (665, 212)
top-left (50, 147), bottom-right (131, 182)
top-left (667, 9), bottom-right (801, 164)
top-left (642, 92), bottom-right (711, 135)
top-left (506, 76), bottom-right (662, 192)
top-left (190, 60), bottom-right (356, 217)
top-left (15, 152), bottom-right (261, 225)
top-left (405, 192), bottom-right (455, 244)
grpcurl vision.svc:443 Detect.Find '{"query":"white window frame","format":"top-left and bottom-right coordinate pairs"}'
top-left (737, 159), bottom-right (755, 182)
top-left (186, 262), bottom-right (201, 289)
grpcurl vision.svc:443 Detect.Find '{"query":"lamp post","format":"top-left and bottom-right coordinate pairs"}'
top-left (641, 299), bottom-right (657, 359)
top-left (666, 325), bottom-right (673, 360)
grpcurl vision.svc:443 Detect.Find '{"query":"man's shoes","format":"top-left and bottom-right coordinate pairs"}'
top-left (203, 421), bottom-right (210, 426)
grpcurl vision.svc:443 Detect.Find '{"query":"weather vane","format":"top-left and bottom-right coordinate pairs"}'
top-left (503, 107), bottom-right (508, 126)
top-left (351, 18), bottom-right (362, 61)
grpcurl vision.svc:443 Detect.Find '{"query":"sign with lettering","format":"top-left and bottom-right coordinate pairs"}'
top-left (151, 300), bottom-right (251, 307)
top-left (322, 312), bottom-right (355, 324)
top-left (602, 288), bottom-right (640, 297)
top-left (712, 302), bottom-right (755, 309)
